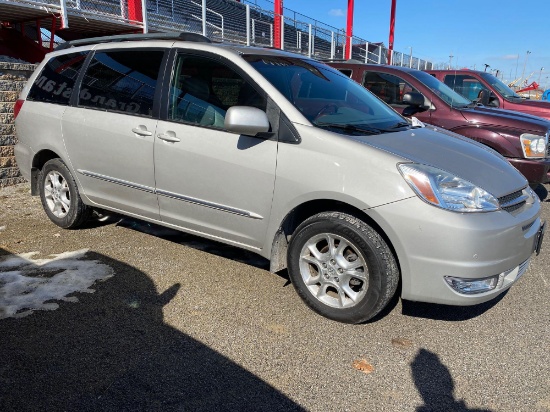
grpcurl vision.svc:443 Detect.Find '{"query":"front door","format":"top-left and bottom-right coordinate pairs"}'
top-left (154, 52), bottom-right (278, 249)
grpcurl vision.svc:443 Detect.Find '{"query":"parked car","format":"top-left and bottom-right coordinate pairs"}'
top-left (328, 62), bottom-right (550, 188)
top-left (427, 69), bottom-right (550, 120)
top-left (15, 33), bottom-right (545, 323)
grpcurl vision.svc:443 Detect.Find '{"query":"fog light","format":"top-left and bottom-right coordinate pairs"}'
top-left (444, 275), bottom-right (499, 294)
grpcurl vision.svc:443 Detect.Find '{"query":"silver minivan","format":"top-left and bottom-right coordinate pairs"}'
top-left (14, 33), bottom-right (545, 323)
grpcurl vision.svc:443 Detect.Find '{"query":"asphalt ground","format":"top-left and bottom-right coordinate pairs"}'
top-left (1, 182), bottom-right (549, 412)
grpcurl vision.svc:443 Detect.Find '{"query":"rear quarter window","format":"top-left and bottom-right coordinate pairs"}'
top-left (27, 52), bottom-right (88, 105)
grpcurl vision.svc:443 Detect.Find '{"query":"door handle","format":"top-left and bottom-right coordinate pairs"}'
top-left (132, 126), bottom-right (153, 137)
top-left (157, 131), bottom-right (180, 143)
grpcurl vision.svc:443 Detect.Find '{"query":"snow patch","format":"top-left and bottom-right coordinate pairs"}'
top-left (0, 249), bottom-right (114, 319)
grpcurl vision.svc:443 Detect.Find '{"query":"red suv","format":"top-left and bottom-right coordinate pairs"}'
top-left (427, 69), bottom-right (550, 120)
top-left (328, 62), bottom-right (550, 187)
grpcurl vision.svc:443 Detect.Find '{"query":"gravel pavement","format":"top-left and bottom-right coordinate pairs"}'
top-left (1, 183), bottom-right (549, 412)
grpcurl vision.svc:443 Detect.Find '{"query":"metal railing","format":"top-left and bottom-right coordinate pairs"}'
top-left (3, 0), bottom-right (432, 68)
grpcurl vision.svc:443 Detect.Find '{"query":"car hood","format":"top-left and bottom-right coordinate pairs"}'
top-left (459, 106), bottom-right (550, 134)
top-left (512, 98), bottom-right (550, 109)
top-left (357, 126), bottom-right (527, 197)
top-left (507, 98), bottom-right (550, 119)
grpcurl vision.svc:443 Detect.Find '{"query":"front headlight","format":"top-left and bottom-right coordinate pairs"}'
top-left (398, 163), bottom-right (500, 212)
top-left (520, 133), bottom-right (547, 158)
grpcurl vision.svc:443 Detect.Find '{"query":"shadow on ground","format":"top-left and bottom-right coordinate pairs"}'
top-left (116, 217), bottom-right (270, 270)
top-left (401, 291), bottom-right (507, 321)
top-left (0, 249), bottom-right (303, 411)
top-left (412, 348), bottom-right (492, 412)
top-left (85, 215), bottom-right (507, 323)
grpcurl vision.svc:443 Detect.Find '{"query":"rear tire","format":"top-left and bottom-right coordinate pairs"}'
top-left (287, 212), bottom-right (399, 323)
top-left (39, 158), bottom-right (92, 229)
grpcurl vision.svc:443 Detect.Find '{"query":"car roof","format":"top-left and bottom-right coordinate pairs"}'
top-left (54, 31), bottom-right (308, 60)
top-left (428, 69), bottom-right (486, 75)
top-left (326, 61), bottom-right (423, 74)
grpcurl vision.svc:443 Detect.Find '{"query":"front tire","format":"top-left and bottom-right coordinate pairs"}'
top-left (287, 212), bottom-right (399, 323)
top-left (39, 158), bottom-right (91, 229)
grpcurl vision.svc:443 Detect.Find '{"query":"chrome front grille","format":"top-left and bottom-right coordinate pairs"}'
top-left (498, 189), bottom-right (527, 213)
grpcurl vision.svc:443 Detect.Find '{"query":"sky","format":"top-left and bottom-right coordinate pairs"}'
top-left (282, 0), bottom-right (550, 89)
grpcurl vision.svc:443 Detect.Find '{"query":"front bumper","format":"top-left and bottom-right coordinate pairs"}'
top-left (369, 195), bottom-right (543, 306)
top-left (508, 157), bottom-right (550, 185)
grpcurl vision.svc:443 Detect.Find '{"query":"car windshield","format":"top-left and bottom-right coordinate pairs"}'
top-left (410, 71), bottom-right (472, 108)
top-left (479, 72), bottom-right (522, 99)
top-left (243, 55), bottom-right (408, 134)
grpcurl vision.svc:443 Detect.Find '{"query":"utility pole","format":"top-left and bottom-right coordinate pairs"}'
top-left (538, 67), bottom-right (544, 86)
top-left (521, 50), bottom-right (531, 81)
top-left (449, 53), bottom-right (453, 69)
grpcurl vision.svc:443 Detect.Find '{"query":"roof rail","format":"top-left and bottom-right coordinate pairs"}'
top-left (55, 32), bottom-right (211, 51)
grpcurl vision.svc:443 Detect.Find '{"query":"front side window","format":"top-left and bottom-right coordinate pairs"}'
top-left (79, 50), bottom-right (164, 117)
top-left (410, 71), bottom-right (472, 108)
top-left (244, 55), bottom-right (405, 134)
top-left (443, 74), bottom-right (488, 101)
top-left (363, 72), bottom-right (421, 105)
top-left (27, 52), bottom-right (88, 105)
top-left (168, 54), bottom-right (267, 128)
top-left (479, 72), bottom-right (521, 100)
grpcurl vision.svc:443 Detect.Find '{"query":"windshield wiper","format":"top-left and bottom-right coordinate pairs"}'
top-left (316, 123), bottom-right (382, 135)
top-left (388, 121), bottom-right (411, 129)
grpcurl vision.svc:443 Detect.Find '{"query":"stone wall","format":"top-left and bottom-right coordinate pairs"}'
top-left (0, 59), bottom-right (36, 188)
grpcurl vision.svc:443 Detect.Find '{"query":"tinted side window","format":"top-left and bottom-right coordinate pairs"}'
top-left (363, 72), bottom-right (421, 105)
top-left (27, 52), bottom-right (88, 105)
top-left (79, 50), bottom-right (164, 117)
top-left (443, 74), bottom-right (488, 101)
top-left (168, 54), bottom-right (266, 128)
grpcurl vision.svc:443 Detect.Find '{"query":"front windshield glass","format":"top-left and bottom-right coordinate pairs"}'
top-left (243, 55), bottom-right (407, 134)
top-left (479, 72), bottom-right (521, 99)
top-left (410, 71), bottom-right (472, 108)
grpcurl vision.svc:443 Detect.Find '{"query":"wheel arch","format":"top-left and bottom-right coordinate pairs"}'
top-left (268, 198), bottom-right (400, 277)
top-left (30, 149), bottom-right (62, 195)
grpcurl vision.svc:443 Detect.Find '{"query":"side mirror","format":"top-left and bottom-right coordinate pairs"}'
top-left (402, 92), bottom-right (426, 117)
top-left (478, 89), bottom-right (491, 106)
top-left (488, 92), bottom-right (499, 107)
top-left (403, 92), bottom-right (425, 106)
top-left (224, 106), bottom-right (270, 136)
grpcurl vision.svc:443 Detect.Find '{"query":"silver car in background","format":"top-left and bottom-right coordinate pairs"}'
top-left (14, 33), bottom-right (545, 323)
